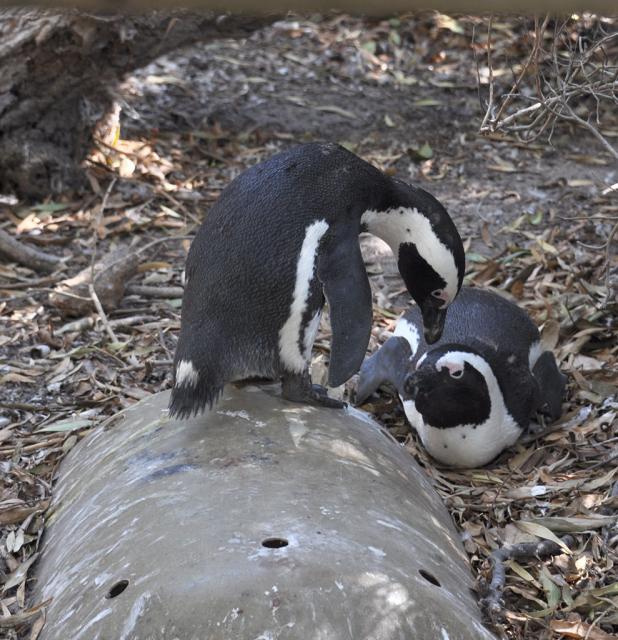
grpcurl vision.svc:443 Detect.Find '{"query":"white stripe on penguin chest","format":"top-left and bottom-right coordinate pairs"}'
top-left (409, 411), bottom-right (521, 468)
top-left (394, 317), bottom-right (420, 358)
top-left (279, 220), bottom-right (329, 372)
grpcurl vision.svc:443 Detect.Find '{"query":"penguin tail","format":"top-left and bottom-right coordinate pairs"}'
top-left (168, 382), bottom-right (223, 420)
top-left (532, 350), bottom-right (566, 422)
top-left (168, 356), bottom-right (224, 419)
top-left (355, 336), bottom-right (412, 405)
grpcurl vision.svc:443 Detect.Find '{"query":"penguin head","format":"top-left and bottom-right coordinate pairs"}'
top-left (401, 344), bottom-right (529, 467)
top-left (361, 181), bottom-right (464, 343)
top-left (386, 183), bottom-right (465, 344)
top-left (403, 345), bottom-right (492, 428)
top-left (397, 241), bottom-right (463, 344)
top-left (398, 190), bottom-right (465, 344)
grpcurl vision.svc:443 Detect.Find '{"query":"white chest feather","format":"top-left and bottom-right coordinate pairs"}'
top-left (303, 311), bottom-right (322, 361)
top-left (528, 340), bottom-right (542, 369)
top-left (361, 207), bottom-right (459, 302)
top-left (279, 220), bottom-right (329, 372)
top-left (393, 317), bottom-right (420, 359)
top-left (403, 399), bottom-right (521, 467)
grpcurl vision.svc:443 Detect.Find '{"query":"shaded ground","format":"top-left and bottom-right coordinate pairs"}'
top-left (0, 13), bottom-right (616, 640)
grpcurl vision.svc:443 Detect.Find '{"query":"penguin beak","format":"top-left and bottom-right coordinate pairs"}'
top-left (420, 301), bottom-right (447, 344)
top-left (404, 368), bottom-right (436, 403)
top-left (403, 372), bottom-right (419, 401)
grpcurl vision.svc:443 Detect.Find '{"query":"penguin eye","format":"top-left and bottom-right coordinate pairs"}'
top-left (450, 369), bottom-right (464, 379)
top-left (431, 289), bottom-right (443, 300)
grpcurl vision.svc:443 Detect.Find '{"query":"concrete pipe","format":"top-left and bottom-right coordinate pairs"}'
top-left (32, 386), bottom-right (494, 640)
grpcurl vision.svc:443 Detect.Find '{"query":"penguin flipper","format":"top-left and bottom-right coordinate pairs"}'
top-left (317, 231), bottom-right (373, 388)
top-left (532, 351), bottom-right (566, 422)
top-left (356, 336), bottom-right (412, 404)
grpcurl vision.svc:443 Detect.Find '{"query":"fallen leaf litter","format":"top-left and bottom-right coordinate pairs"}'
top-left (0, 13), bottom-right (616, 640)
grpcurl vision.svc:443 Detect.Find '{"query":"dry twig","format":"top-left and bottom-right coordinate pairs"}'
top-left (126, 284), bottom-right (184, 298)
top-left (479, 17), bottom-right (618, 159)
top-left (0, 228), bottom-right (62, 273)
top-left (480, 535), bottom-right (576, 620)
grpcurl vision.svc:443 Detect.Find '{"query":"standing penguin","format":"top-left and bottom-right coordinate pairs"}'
top-left (356, 287), bottom-right (566, 467)
top-left (169, 142), bottom-right (465, 418)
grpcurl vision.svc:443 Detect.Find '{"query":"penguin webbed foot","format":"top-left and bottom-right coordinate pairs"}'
top-left (309, 383), bottom-right (347, 409)
top-left (281, 372), bottom-right (346, 409)
top-left (526, 415), bottom-right (547, 436)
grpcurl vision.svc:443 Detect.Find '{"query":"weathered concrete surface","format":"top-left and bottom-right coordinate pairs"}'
top-left (33, 386), bottom-right (494, 640)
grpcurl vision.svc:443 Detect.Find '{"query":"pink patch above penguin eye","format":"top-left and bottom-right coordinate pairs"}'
top-left (441, 362), bottom-right (464, 379)
top-left (431, 289), bottom-right (450, 308)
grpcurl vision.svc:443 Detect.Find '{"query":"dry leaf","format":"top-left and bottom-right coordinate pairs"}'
top-left (550, 617), bottom-right (616, 639)
top-left (516, 521), bottom-right (572, 554)
top-left (0, 373), bottom-right (37, 385)
top-left (526, 515), bottom-right (618, 533)
top-left (540, 319), bottom-right (560, 351)
top-left (2, 554), bottom-right (39, 593)
top-left (314, 105), bottom-right (356, 119)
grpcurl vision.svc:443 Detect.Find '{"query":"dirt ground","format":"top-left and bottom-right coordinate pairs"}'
top-left (0, 13), bottom-right (616, 640)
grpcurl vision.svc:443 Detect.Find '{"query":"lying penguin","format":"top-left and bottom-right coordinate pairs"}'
top-left (356, 287), bottom-right (566, 467)
top-left (169, 142), bottom-right (465, 418)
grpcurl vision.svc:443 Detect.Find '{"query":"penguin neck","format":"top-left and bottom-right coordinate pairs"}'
top-left (361, 206), bottom-right (422, 254)
top-left (360, 206), bottom-right (458, 301)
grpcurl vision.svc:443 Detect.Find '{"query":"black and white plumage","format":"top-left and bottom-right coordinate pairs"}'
top-left (169, 142), bottom-right (465, 418)
top-left (356, 287), bottom-right (566, 467)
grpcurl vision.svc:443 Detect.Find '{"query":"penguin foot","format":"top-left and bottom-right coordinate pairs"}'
top-left (281, 372), bottom-right (346, 409)
top-left (308, 384), bottom-right (347, 409)
top-left (526, 416), bottom-right (547, 436)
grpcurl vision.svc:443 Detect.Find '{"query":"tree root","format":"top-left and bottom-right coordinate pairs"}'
top-left (480, 534), bottom-right (575, 621)
top-left (126, 284), bottom-right (184, 298)
top-left (49, 247), bottom-right (137, 317)
top-left (0, 9), bottom-right (279, 199)
top-left (0, 228), bottom-right (62, 273)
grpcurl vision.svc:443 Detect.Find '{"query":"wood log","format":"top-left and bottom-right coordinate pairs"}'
top-left (0, 227), bottom-right (62, 273)
top-left (49, 248), bottom-right (138, 317)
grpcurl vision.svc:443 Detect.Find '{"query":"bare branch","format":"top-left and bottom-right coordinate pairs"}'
top-left (478, 16), bottom-right (618, 159)
top-left (492, 15), bottom-right (550, 126)
top-left (480, 535), bottom-right (576, 621)
top-left (480, 15), bottom-right (495, 132)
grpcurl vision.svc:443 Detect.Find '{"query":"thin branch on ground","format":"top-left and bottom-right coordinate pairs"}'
top-left (0, 228), bottom-right (62, 273)
top-left (87, 178), bottom-right (119, 342)
top-left (479, 15), bottom-right (495, 132)
top-left (89, 283), bottom-right (118, 343)
top-left (125, 284), bottom-right (184, 298)
top-left (90, 178), bottom-right (117, 277)
top-left (480, 535), bottom-right (576, 621)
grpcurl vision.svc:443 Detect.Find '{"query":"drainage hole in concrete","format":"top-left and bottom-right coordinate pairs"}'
top-left (419, 569), bottom-right (441, 587)
top-left (106, 580), bottom-right (129, 599)
top-left (261, 537), bottom-right (289, 549)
